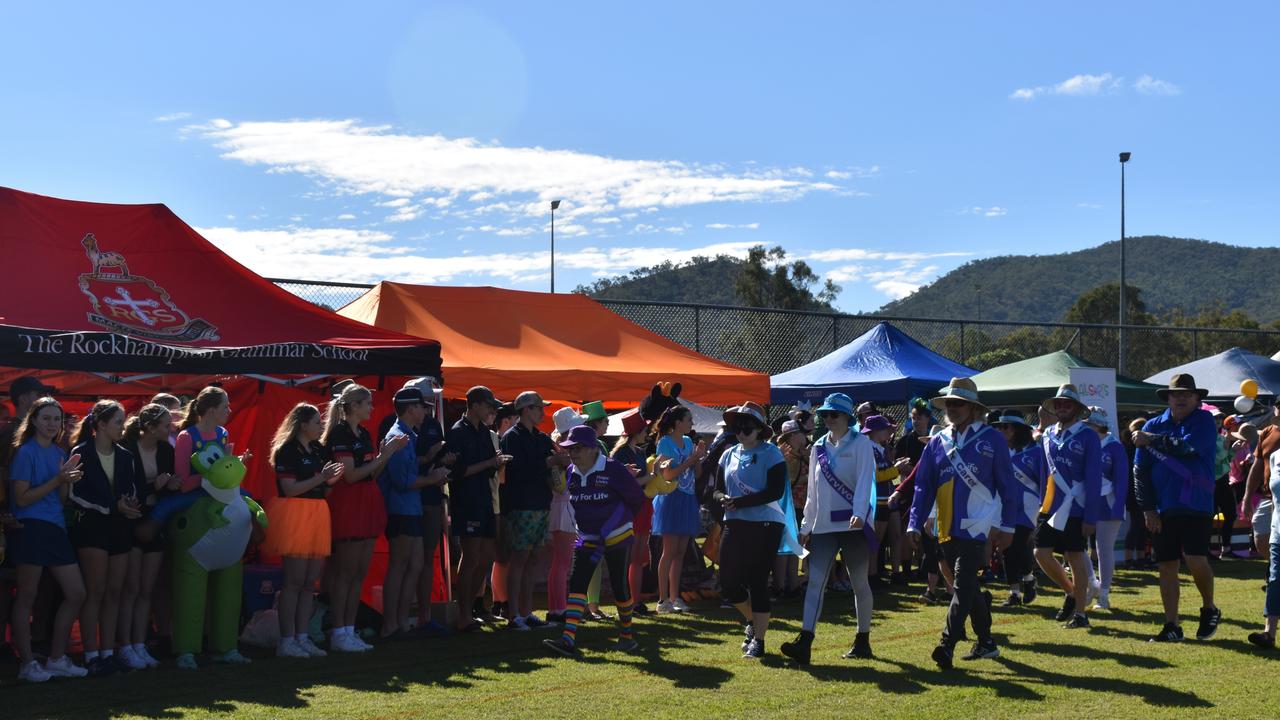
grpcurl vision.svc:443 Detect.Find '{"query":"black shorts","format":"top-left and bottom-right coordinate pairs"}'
top-left (68, 510), bottom-right (133, 555)
top-left (1153, 513), bottom-right (1212, 562)
top-left (385, 513), bottom-right (425, 540)
top-left (132, 518), bottom-right (165, 554)
top-left (874, 481), bottom-right (896, 522)
top-left (9, 519), bottom-right (77, 567)
top-left (1034, 515), bottom-right (1087, 553)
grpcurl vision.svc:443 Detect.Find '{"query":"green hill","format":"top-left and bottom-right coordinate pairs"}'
top-left (574, 256), bottom-right (745, 305)
top-left (878, 236), bottom-right (1280, 323)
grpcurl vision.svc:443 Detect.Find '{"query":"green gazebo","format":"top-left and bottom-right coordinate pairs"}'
top-left (965, 350), bottom-right (1165, 411)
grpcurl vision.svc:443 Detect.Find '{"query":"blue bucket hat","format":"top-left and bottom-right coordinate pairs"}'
top-left (816, 392), bottom-right (855, 418)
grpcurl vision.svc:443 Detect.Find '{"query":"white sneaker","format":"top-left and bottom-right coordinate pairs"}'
top-left (277, 637), bottom-right (311, 658)
top-left (298, 636), bottom-right (327, 657)
top-left (136, 646), bottom-right (161, 668)
top-left (1094, 591), bottom-right (1111, 611)
top-left (329, 633), bottom-right (368, 653)
top-left (118, 646), bottom-right (148, 670)
top-left (1085, 580), bottom-right (1102, 607)
top-left (43, 655), bottom-right (87, 678)
top-left (18, 660), bottom-right (51, 683)
top-left (655, 600), bottom-right (676, 614)
top-left (672, 598), bottom-right (691, 612)
top-left (352, 633), bottom-right (374, 651)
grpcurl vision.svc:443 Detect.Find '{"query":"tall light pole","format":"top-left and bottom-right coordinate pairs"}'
top-left (550, 200), bottom-right (561, 293)
top-left (1118, 152), bottom-right (1130, 374)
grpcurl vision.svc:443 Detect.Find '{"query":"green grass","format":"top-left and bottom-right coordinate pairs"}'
top-left (7, 559), bottom-right (1278, 720)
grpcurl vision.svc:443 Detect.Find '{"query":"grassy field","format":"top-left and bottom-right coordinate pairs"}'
top-left (5, 558), bottom-right (1277, 719)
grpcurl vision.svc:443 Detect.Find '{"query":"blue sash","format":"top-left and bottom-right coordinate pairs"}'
top-left (815, 441), bottom-right (877, 551)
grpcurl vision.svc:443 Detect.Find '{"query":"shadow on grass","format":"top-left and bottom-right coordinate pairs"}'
top-left (992, 656), bottom-right (1212, 709)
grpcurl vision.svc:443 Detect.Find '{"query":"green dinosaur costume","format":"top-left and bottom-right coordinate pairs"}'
top-left (154, 443), bottom-right (267, 667)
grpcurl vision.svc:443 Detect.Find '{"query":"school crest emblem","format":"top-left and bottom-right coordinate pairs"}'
top-left (76, 233), bottom-right (220, 342)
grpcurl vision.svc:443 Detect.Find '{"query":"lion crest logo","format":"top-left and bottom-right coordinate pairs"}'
top-left (77, 233), bottom-right (220, 342)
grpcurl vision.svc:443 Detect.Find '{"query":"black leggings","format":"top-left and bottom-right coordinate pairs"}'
top-left (719, 520), bottom-right (783, 613)
top-left (1002, 525), bottom-right (1034, 582)
top-left (569, 540), bottom-right (630, 603)
top-left (1214, 476), bottom-right (1237, 550)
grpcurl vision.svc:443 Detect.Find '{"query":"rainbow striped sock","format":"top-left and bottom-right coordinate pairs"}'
top-left (562, 593), bottom-right (588, 645)
top-left (616, 598), bottom-right (635, 641)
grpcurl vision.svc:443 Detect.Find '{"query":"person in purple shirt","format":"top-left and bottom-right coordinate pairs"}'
top-left (544, 426), bottom-right (645, 658)
top-left (1082, 406), bottom-right (1128, 611)
top-left (1033, 384), bottom-right (1102, 630)
top-left (1134, 373), bottom-right (1222, 643)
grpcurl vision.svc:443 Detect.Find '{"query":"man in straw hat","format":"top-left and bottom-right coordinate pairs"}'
top-left (1134, 373), bottom-right (1222, 642)
top-left (1033, 383), bottom-right (1102, 630)
top-left (906, 378), bottom-right (1019, 669)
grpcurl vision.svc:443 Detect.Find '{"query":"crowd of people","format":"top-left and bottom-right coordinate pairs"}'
top-left (0, 367), bottom-right (1277, 683)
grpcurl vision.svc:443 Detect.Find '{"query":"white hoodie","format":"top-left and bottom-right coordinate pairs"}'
top-left (800, 429), bottom-right (877, 536)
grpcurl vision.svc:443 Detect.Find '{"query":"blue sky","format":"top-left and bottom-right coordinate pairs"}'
top-left (3, 2), bottom-right (1277, 312)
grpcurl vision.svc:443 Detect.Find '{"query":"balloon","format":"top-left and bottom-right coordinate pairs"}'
top-left (1241, 379), bottom-right (1259, 399)
top-left (1235, 395), bottom-right (1255, 414)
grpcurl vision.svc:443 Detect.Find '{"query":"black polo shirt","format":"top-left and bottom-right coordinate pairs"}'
top-left (447, 415), bottom-right (497, 512)
top-left (499, 422), bottom-right (553, 513)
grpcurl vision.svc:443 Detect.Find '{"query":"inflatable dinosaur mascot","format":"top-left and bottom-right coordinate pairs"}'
top-left (148, 443), bottom-right (268, 669)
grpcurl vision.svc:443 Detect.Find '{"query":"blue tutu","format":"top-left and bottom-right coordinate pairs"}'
top-left (652, 490), bottom-right (701, 537)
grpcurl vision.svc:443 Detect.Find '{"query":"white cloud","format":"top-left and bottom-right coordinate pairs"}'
top-left (337, 213), bottom-right (357, 220)
top-left (1010, 73), bottom-right (1120, 100)
top-left (706, 222), bottom-right (760, 230)
top-left (154, 112), bottom-right (192, 122)
top-left (1134, 74), bottom-right (1181, 96)
top-left (197, 225), bottom-right (757, 285)
top-left (984, 206), bottom-right (1006, 217)
top-left (197, 118), bottom-right (838, 225)
top-left (1076, 202), bottom-right (1102, 210)
top-left (592, 217), bottom-right (621, 224)
top-left (961, 206), bottom-right (1006, 217)
top-left (825, 170), bottom-right (852, 180)
top-left (875, 280), bottom-right (921, 300)
top-left (825, 265), bottom-right (865, 283)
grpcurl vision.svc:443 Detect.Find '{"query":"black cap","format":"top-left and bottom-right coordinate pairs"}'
top-left (466, 385), bottom-right (501, 408)
top-left (393, 387), bottom-right (428, 407)
top-left (495, 402), bottom-right (519, 422)
top-left (10, 376), bottom-right (54, 401)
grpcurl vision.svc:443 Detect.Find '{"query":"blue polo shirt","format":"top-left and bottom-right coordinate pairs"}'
top-left (719, 443), bottom-right (786, 523)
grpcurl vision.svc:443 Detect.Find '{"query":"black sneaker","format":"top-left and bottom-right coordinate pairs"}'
top-left (1248, 632), bottom-right (1275, 649)
top-left (780, 631), bottom-right (813, 665)
top-left (1001, 593), bottom-right (1023, 607)
top-left (545, 612), bottom-right (566, 624)
top-left (1064, 613), bottom-right (1091, 629)
top-left (1055, 595), bottom-right (1077, 622)
top-left (1195, 607), bottom-right (1221, 640)
top-left (86, 657), bottom-right (118, 676)
top-left (542, 637), bottom-right (580, 658)
top-left (842, 632), bottom-right (873, 659)
top-left (931, 643), bottom-right (954, 670)
top-left (1022, 577), bottom-right (1038, 604)
top-left (741, 623), bottom-right (755, 653)
top-left (961, 638), bottom-right (1000, 660)
top-left (742, 638), bottom-right (764, 659)
top-left (632, 603), bottom-right (653, 617)
top-left (1149, 622), bottom-right (1184, 643)
top-left (921, 589), bottom-right (939, 604)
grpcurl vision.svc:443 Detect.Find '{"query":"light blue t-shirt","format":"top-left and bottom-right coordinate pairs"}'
top-left (657, 435), bottom-right (696, 495)
top-left (8, 440), bottom-right (69, 528)
top-left (720, 442), bottom-right (786, 523)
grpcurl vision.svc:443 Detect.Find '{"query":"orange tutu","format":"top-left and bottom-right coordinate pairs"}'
top-left (262, 497), bottom-right (331, 559)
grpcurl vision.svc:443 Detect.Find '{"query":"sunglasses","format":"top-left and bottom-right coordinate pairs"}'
top-left (816, 410), bottom-right (844, 420)
top-left (944, 400), bottom-right (970, 409)
top-left (731, 423), bottom-right (761, 435)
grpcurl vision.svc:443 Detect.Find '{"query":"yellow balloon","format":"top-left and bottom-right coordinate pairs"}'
top-left (1241, 379), bottom-right (1259, 399)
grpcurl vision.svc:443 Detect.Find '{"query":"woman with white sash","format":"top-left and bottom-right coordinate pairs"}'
top-left (1033, 384), bottom-right (1102, 631)
top-left (712, 402), bottom-right (804, 660)
top-left (991, 410), bottom-right (1043, 607)
top-left (1083, 406), bottom-right (1127, 610)
top-left (780, 393), bottom-right (877, 665)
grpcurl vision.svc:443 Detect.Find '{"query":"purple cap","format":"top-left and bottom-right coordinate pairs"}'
top-left (860, 414), bottom-right (896, 434)
top-left (558, 425), bottom-right (599, 448)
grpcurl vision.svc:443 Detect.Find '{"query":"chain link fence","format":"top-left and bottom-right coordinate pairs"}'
top-left (271, 278), bottom-right (1280, 383)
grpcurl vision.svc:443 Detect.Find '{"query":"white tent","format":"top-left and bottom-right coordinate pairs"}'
top-left (605, 397), bottom-right (724, 436)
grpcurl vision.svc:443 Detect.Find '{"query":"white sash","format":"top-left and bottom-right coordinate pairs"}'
top-left (938, 426), bottom-right (1002, 537)
top-left (1099, 435), bottom-right (1119, 506)
top-left (1042, 423), bottom-right (1085, 531)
